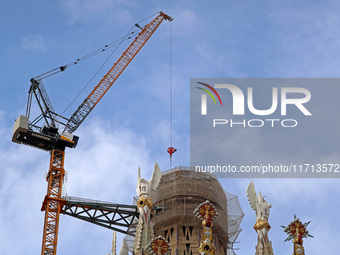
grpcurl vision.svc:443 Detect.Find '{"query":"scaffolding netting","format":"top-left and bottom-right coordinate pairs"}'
top-left (121, 166), bottom-right (244, 255)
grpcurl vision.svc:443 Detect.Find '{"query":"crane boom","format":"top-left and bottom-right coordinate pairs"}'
top-left (63, 12), bottom-right (172, 134)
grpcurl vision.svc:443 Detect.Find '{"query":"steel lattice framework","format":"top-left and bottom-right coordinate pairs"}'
top-left (62, 197), bottom-right (139, 235)
top-left (41, 150), bottom-right (67, 255)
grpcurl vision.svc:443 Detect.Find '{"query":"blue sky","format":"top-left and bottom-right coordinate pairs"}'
top-left (1, 1), bottom-right (340, 254)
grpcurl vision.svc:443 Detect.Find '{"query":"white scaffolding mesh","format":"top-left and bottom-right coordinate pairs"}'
top-left (121, 167), bottom-right (243, 255)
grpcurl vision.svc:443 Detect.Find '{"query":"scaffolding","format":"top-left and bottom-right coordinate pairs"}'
top-left (123, 166), bottom-right (243, 255)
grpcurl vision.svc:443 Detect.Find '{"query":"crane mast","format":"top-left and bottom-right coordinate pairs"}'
top-left (40, 150), bottom-right (66, 255)
top-left (12, 12), bottom-right (172, 255)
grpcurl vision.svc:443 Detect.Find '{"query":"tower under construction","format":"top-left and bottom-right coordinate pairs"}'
top-left (123, 166), bottom-right (244, 255)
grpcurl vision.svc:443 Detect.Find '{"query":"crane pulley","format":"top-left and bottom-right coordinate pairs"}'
top-left (11, 11), bottom-right (172, 255)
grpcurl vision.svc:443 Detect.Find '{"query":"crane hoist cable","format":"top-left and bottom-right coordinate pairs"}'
top-left (167, 21), bottom-right (176, 168)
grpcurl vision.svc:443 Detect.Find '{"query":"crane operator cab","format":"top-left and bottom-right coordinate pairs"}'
top-left (12, 115), bottom-right (79, 151)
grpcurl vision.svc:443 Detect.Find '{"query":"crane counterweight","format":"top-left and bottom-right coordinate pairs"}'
top-left (12, 115), bottom-right (79, 151)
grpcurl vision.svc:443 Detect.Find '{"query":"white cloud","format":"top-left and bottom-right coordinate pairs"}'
top-left (1, 115), bottom-right (157, 254)
top-left (64, 118), bottom-right (152, 201)
top-left (21, 34), bottom-right (47, 53)
top-left (0, 115), bottom-right (50, 253)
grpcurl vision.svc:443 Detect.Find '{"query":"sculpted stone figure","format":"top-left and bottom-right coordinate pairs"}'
top-left (247, 181), bottom-right (273, 255)
top-left (136, 162), bottom-right (162, 198)
top-left (134, 162), bottom-right (162, 254)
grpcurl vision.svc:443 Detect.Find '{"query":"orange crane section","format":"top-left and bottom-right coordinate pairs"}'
top-left (40, 150), bottom-right (66, 255)
top-left (64, 12), bottom-right (173, 134)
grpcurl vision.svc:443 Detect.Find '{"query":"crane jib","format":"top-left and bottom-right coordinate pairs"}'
top-left (63, 12), bottom-right (172, 134)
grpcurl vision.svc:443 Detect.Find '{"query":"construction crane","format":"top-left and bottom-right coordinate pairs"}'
top-left (12, 12), bottom-right (172, 255)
